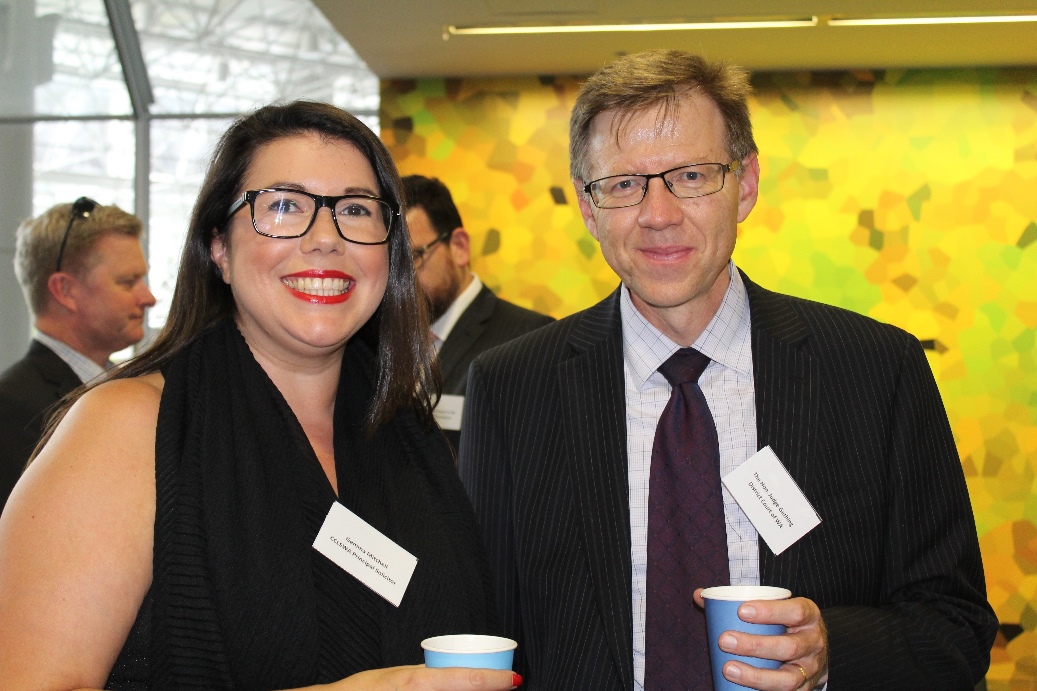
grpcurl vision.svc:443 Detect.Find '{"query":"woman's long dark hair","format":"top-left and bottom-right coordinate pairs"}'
top-left (37, 101), bottom-right (435, 454)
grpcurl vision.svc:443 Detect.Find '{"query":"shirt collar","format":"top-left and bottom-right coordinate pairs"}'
top-left (32, 330), bottom-right (107, 384)
top-left (620, 261), bottom-right (752, 389)
top-left (431, 273), bottom-right (483, 344)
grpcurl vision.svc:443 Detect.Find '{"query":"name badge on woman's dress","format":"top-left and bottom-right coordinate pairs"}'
top-left (313, 502), bottom-right (418, 607)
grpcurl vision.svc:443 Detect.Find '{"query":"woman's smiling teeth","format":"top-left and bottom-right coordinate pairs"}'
top-left (282, 276), bottom-right (352, 296)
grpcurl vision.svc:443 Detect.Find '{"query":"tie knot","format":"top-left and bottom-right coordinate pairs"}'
top-left (658, 348), bottom-right (710, 386)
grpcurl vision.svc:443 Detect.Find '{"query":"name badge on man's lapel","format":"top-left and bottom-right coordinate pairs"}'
top-left (313, 502), bottom-right (418, 607)
top-left (722, 446), bottom-right (821, 555)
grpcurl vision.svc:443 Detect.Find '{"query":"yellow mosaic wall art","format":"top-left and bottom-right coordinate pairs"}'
top-left (382, 68), bottom-right (1037, 687)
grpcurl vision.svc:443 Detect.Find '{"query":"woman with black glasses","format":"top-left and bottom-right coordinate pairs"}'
top-left (0, 101), bottom-right (518, 691)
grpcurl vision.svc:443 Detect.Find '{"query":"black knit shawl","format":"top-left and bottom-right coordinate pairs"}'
top-left (134, 319), bottom-right (494, 689)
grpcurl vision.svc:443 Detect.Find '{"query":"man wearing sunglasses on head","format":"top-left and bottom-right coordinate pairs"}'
top-left (401, 175), bottom-right (553, 452)
top-left (0, 198), bottom-right (156, 511)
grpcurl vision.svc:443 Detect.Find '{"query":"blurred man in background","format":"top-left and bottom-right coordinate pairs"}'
top-left (0, 198), bottom-right (155, 511)
top-left (403, 175), bottom-right (553, 450)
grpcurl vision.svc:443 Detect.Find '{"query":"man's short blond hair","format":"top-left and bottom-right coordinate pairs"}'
top-left (569, 49), bottom-right (758, 182)
top-left (13, 201), bottom-right (143, 316)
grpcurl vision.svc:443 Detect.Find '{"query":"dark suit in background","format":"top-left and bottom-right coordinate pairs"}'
top-left (459, 274), bottom-right (997, 691)
top-left (437, 284), bottom-right (553, 450)
top-left (0, 340), bottom-right (82, 510)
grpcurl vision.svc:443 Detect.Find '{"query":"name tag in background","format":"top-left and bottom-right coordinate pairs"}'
top-left (722, 446), bottom-right (821, 555)
top-left (433, 394), bottom-right (464, 431)
top-left (313, 502), bottom-right (418, 607)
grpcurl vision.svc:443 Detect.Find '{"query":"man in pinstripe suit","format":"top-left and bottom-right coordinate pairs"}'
top-left (458, 50), bottom-right (996, 691)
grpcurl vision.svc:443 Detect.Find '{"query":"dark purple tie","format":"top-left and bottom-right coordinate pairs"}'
top-left (645, 348), bottom-right (729, 690)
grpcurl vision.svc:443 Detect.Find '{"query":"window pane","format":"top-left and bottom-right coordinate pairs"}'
top-left (146, 116), bottom-right (232, 328)
top-left (33, 120), bottom-right (136, 214)
top-left (134, 0), bottom-right (379, 119)
top-left (5, 0), bottom-right (134, 118)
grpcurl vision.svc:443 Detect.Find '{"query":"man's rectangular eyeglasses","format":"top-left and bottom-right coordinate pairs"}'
top-left (226, 188), bottom-right (396, 245)
top-left (55, 196), bottom-right (99, 272)
top-left (583, 160), bottom-right (742, 209)
top-left (411, 233), bottom-right (451, 265)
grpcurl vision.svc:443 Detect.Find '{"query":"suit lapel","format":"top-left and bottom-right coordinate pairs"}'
top-left (557, 289), bottom-right (635, 691)
top-left (29, 340), bottom-right (83, 397)
top-left (438, 286), bottom-right (495, 387)
top-left (743, 274), bottom-right (820, 588)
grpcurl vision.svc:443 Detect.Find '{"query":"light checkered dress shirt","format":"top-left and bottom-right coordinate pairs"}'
top-left (33, 331), bottom-right (105, 385)
top-left (622, 263), bottom-right (760, 691)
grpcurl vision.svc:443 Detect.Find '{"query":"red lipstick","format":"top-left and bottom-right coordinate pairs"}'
top-left (281, 269), bottom-right (354, 305)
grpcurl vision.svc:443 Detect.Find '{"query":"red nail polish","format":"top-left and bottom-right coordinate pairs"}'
top-left (512, 672), bottom-right (524, 687)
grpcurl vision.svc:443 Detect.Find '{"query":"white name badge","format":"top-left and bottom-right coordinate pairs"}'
top-left (722, 446), bottom-right (821, 555)
top-left (433, 394), bottom-right (465, 431)
top-left (313, 502), bottom-right (418, 607)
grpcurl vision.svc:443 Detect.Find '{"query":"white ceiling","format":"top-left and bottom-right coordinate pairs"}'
top-left (315, 0), bottom-right (1037, 78)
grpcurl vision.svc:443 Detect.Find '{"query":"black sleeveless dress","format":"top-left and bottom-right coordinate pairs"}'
top-left (106, 319), bottom-right (496, 690)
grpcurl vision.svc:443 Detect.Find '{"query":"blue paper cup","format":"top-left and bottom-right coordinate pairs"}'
top-left (421, 634), bottom-right (517, 670)
top-left (701, 585), bottom-right (792, 690)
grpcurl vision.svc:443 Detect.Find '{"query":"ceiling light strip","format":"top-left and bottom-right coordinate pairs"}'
top-left (447, 17), bottom-right (818, 36)
top-left (828, 14), bottom-right (1037, 26)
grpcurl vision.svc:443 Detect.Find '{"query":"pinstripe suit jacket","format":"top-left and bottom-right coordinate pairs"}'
top-left (458, 271), bottom-right (996, 691)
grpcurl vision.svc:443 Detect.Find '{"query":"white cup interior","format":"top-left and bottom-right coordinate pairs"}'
top-left (421, 634), bottom-right (518, 654)
top-left (700, 585), bottom-right (792, 601)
